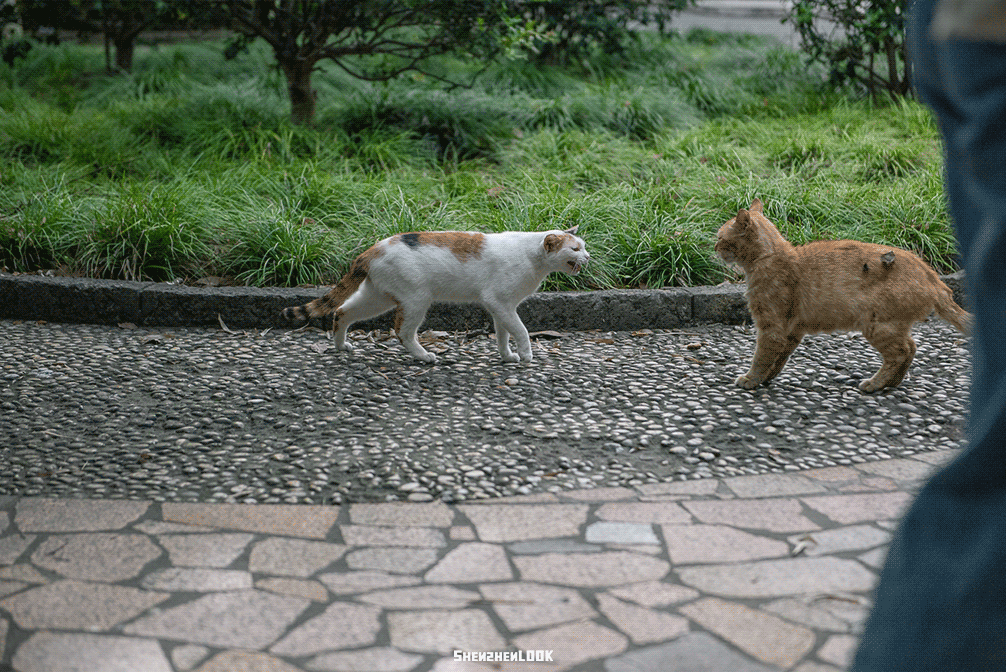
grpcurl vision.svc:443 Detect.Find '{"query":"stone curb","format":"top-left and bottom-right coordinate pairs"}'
top-left (0, 271), bottom-right (968, 332)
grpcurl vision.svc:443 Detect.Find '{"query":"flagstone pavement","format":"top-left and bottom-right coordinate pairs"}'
top-left (0, 450), bottom-right (957, 672)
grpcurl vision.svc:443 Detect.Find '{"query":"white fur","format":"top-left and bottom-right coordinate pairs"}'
top-left (334, 228), bottom-right (589, 363)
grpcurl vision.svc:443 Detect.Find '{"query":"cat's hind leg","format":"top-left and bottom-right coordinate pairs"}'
top-left (331, 279), bottom-right (397, 352)
top-left (859, 322), bottom-right (916, 392)
top-left (394, 300), bottom-right (436, 363)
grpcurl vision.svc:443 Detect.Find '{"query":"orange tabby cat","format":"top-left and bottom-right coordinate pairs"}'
top-left (714, 199), bottom-right (972, 392)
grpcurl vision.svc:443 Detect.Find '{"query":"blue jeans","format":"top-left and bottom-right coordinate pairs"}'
top-left (852, 1), bottom-right (1006, 670)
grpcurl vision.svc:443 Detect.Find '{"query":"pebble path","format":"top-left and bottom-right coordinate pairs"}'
top-left (0, 318), bottom-right (970, 505)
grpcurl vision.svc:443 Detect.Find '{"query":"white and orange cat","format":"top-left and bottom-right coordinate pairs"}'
top-left (715, 199), bottom-right (971, 392)
top-left (283, 228), bottom-right (589, 363)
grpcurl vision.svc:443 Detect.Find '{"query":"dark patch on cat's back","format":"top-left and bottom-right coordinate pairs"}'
top-left (400, 232), bottom-right (421, 248)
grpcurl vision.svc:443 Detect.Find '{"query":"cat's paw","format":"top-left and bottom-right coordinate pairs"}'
top-left (414, 351), bottom-right (437, 364)
top-left (501, 352), bottom-right (520, 363)
top-left (858, 378), bottom-right (884, 393)
top-left (518, 350), bottom-right (534, 363)
top-left (735, 374), bottom-right (760, 389)
top-left (337, 342), bottom-right (354, 352)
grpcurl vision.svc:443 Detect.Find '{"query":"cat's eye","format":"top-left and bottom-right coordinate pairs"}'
top-left (572, 246), bottom-right (580, 251)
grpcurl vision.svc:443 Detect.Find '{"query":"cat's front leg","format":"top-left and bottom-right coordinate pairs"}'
top-left (490, 308), bottom-right (532, 362)
top-left (737, 327), bottom-right (793, 388)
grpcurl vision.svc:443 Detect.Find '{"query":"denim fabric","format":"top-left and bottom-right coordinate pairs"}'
top-left (851, 1), bottom-right (1006, 670)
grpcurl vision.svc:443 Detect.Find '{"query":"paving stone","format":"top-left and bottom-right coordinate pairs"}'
top-left (597, 594), bottom-right (689, 644)
top-left (793, 663), bottom-right (843, 672)
top-left (606, 581), bottom-right (700, 607)
top-left (157, 533), bottom-right (254, 567)
top-left (0, 580), bottom-right (26, 598)
top-left (677, 557), bottom-right (878, 598)
top-left (318, 570), bottom-right (421, 594)
top-left (459, 504), bottom-right (588, 542)
top-left (0, 534), bottom-right (36, 564)
top-left (270, 602), bottom-right (382, 657)
top-left (345, 547), bottom-right (439, 574)
top-left (593, 502), bottom-right (692, 524)
top-left (799, 466), bottom-right (861, 482)
top-left (585, 522), bottom-right (658, 545)
top-left (307, 647), bottom-right (424, 672)
top-left (358, 585), bottom-right (481, 609)
top-left (840, 476), bottom-right (898, 492)
top-left (0, 579), bottom-right (168, 630)
top-left (15, 498), bottom-right (149, 532)
top-left (787, 525), bottom-right (891, 557)
top-left (425, 542), bottom-right (513, 583)
top-left (449, 526), bottom-right (477, 540)
top-left (12, 632), bottom-right (173, 672)
top-left (171, 644), bottom-right (210, 671)
top-left (910, 450), bottom-right (958, 466)
top-left (680, 597), bottom-right (815, 668)
top-left (388, 609), bottom-right (506, 654)
top-left (256, 577), bottom-right (330, 602)
top-left (31, 533), bottom-right (162, 582)
top-left (124, 590), bottom-right (310, 649)
top-left (339, 525), bottom-right (446, 547)
top-left (163, 503), bottom-right (339, 539)
top-left (663, 524), bottom-right (789, 564)
top-left (429, 657), bottom-right (499, 672)
top-left (723, 473), bottom-right (828, 498)
top-left (818, 634), bottom-right (859, 668)
top-left (854, 458), bottom-right (934, 482)
top-left (0, 564), bottom-right (53, 583)
top-left (480, 582), bottom-right (597, 632)
top-left (513, 551), bottom-right (669, 587)
top-left (607, 543), bottom-right (661, 555)
top-left (511, 620), bottom-right (627, 671)
top-left (761, 597), bottom-right (855, 632)
top-left (0, 512), bottom-right (7, 534)
top-left (858, 546), bottom-right (889, 569)
top-left (556, 487), bottom-right (637, 501)
top-left (349, 502), bottom-right (454, 527)
top-left (135, 521), bottom-right (217, 534)
top-left (682, 499), bottom-right (820, 532)
top-left (248, 538), bottom-right (348, 577)
top-left (194, 650), bottom-right (304, 672)
top-left (142, 568), bottom-right (253, 592)
top-left (0, 616), bottom-right (7, 660)
top-left (635, 479), bottom-right (721, 497)
top-left (507, 539), bottom-right (601, 554)
top-left (605, 632), bottom-right (776, 672)
top-left (801, 493), bottom-right (912, 524)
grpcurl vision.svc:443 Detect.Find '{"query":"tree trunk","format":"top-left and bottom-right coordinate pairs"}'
top-left (114, 34), bottom-right (135, 73)
top-left (279, 58), bottom-right (317, 125)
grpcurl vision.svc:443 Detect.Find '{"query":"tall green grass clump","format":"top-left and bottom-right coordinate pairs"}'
top-left (0, 29), bottom-right (956, 288)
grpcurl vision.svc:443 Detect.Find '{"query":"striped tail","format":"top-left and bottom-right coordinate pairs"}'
top-left (281, 254), bottom-right (370, 326)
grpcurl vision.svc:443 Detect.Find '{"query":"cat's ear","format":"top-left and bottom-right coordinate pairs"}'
top-left (750, 199), bottom-right (763, 213)
top-left (564, 225), bottom-right (579, 235)
top-left (544, 233), bottom-right (564, 254)
top-left (736, 209), bottom-right (751, 228)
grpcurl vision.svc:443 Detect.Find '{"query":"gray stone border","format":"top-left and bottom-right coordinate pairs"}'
top-left (0, 271), bottom-right (967, 332)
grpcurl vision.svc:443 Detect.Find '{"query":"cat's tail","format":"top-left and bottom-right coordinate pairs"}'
top-left (281, 254), bottom-right (370, 326)
top-left (935, 286), bottom-right (973, 336)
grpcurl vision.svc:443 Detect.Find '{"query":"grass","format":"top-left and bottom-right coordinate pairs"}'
top-left (0, 28), bottom-right (955, 291)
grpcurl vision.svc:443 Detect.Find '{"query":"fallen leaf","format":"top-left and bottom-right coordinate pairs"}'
top-left (140, 334), bottom-right (165, 344)
top-left (686, 342), bottom-right (703, 350)
top-left (529, 330), bottom-right (564, 339)
top-left (217, 314), bottom-right (237, 334)
top-left (311, 342), bottom-right (330, 354)
top-left (631, 329), bottom-right (654, 337)
top-left (118, 322), bottom-right (137, 330)
top-left (591, 338), bottom-right (615, 345)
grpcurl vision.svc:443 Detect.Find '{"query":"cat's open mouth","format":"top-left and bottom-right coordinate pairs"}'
top-left (568, 261), bottom-right (582, 274)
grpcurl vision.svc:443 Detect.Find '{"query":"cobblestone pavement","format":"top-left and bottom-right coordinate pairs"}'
top-left (0, 451), bottom-right (954, 671)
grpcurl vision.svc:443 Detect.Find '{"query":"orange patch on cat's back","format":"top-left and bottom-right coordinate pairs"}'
top-left (392, 231), bottom-right (485, 262)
